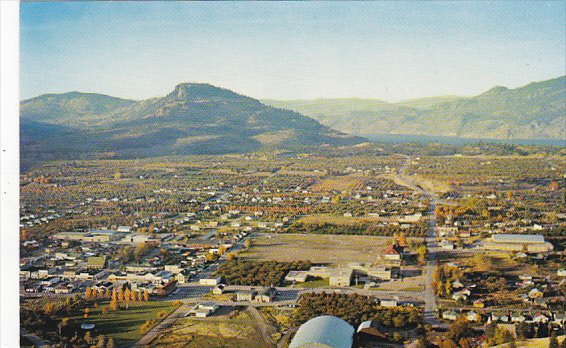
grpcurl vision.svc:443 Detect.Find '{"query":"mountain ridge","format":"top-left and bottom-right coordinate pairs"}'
top-left (263, 76), bottom-right (566, 140)
top-left (20, 83), bottom-right (365, 165)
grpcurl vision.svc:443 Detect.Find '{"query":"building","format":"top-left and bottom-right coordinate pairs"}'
top-left (483, 234), bottom-right (553, 252)
top-left (255, 287), bottom-right (276, 303)
top-left (290, 315), bottom-right (354, 348)
top-left (212, 284), bottom-right (226, 295)
top-left (188, 302), bottom-right (218, 318)
top-left (382, 244), bottom-right (404, 261)
top-left (356, 321), bottom-right (387, 342)
top-left (236, 289), bottom-right (256, 302)
top-left (285, 270), bottom-right (309, 283)
top-left (199, 277), bottom-right (222, 286)
top-left (328, 269), bottom-right (353, 287)
top-left (87, 256), bottom-right (107, 269)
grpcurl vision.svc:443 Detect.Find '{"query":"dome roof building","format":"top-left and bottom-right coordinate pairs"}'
top-left (289, 315), bottom-right (354, 348)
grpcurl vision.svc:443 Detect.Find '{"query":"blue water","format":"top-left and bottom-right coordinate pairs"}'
top-left (364, 134), bottom-right (566, 147)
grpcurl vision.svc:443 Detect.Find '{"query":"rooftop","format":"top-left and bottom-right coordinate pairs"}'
top-left (491, 234), bottom-right (546, 244)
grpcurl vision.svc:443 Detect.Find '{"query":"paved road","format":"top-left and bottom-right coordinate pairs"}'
top-left (134, 303), bottom-right (192, 347)
top-left (395, 155), bottom-right (441, 327)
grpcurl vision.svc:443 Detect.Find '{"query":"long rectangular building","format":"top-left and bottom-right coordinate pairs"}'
top-left (484, 234), bottom-right (553, 252)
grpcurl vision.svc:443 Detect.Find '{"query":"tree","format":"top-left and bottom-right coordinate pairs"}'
top-left (44, 303), bottom-right (55, 315)
top-left (84, 331), bottom-right (92, 345)
top-left (439, 339), bottom-right (458, 348)
top-left (218, 245), bottom-right (227, 255)
top-left (244, 239), bottom-right (252, 249)
top-left (85, 287), bottom-right (93, 300)
top-left (143, 289), bottom-right (150, 302)
top-left (96, 335), bottom-right (106, 348)
top-left (549, 332), bottom-right (559, 348)
top-left (109, 298), bottom-right (119, 311)
top-left (416, 245), bottom-right (427, 265)
top-left (226, 252), bottom-right (238, 261)
top-left (107, 337), bottom-right (116, 348)
top-left (447, 316), bottom-right (471, 341)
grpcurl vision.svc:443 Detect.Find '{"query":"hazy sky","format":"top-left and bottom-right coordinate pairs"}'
top-left (21, 1), bottom-right (565, 101)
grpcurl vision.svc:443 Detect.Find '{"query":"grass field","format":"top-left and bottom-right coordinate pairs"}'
top-left (151, 308), bottom-right (267, 348)
top-left (239, 233), bottom-right (392, 266)
top-left (493, 336), bottom-right (565, 348)
top-left (71, 301), bottom-right (178, 346)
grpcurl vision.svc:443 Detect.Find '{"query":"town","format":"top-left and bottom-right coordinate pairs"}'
top-left (18, 143), bottom-right (565, 347)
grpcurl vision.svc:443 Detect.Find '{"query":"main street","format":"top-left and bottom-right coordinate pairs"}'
top-left (394, 155), bottom-right (441, 327)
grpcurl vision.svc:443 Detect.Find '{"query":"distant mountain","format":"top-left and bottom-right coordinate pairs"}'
top-left (264, 76), bottom-right (566, 140)
top-left (21, 92), bottom-right (136, 124)
top-left (20, 84), bottom-right (364, 164)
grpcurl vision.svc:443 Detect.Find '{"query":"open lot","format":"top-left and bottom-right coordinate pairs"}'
top-left (71, 301), bottom-right (178, 346)
top-left (151, 307), bottom-right (269, 348)
top-left (239, 233), bottom-right (392, 266)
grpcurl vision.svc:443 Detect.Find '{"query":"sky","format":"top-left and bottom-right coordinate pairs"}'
top-left (20, 1), bottom-right (566, 101)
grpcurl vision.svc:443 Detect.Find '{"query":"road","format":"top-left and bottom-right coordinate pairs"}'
top-left (134, 302), bottom-right (193, 347)
top-left (395, 155), bottom-right (441, 327)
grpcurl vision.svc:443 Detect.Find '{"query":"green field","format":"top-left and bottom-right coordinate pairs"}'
top-left (71, 301), bottom-right (178, 346)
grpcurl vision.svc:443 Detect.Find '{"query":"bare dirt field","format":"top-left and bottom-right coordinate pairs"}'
top-left (239, 233), bottom-right (392, 266)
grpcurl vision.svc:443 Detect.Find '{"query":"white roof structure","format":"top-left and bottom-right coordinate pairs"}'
top-left (290, 315), bottom-right (354, 348)
top-left (491, 234), bottom-right (545, 244)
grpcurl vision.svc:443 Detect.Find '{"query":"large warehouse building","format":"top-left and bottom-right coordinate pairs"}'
top-left (289, 315), bottom-right (355, 348)
top-left (483, 233), bottom-right (553, 252)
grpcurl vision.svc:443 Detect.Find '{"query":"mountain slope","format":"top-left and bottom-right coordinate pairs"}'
top-left (20, 92), bottom-right (136, 125)
top-left (20, 83), bottom-right (364, 163)
top-left (264, 76), bottom-right (566, 139)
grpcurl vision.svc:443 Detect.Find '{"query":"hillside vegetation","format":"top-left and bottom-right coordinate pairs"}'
top-left (264, 76), bottom-right (566, 140)
top-left (20, 83), bottom-right (364, 165)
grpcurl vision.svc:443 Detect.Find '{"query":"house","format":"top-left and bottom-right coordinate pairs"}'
top-left (452, 280), bottom-right (464, 289)
top-left (255, 287), bottom-right (276, 303)
top-left (528, 288), bottom-right (543, 299)
top-left (236, 289), bottom-right (256, 302)
top-left (442, 310), bottom-right (459, 321)
top-left (557, 269), bottom-right (566, 277)
top-left (490, 312), bottom-right (509, 323)
top-left (382, 244), bottom-right (404, 261)
top-left (54, 283), bottom-right (74, 294)
top-left (155, 280), bottom-right (177, 297)
top-left (511, 313), bottom-right (526, 323)
top-left (533, 312), bottom-right (549, 324)
top-left (452, 292), bottom-right (468, 301)
top-left (212, 284), bottom-right (226, 295)
top-left (552, 312), bottom-right (565, 327)
top-left (466, 311), bottom-right (481, 322)
top-left (473, 300), bottom-right (485, 308)
top-left (175, 270), bottom-right (191, 284)
top-left (440, 240), bottom-right (455, 250)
